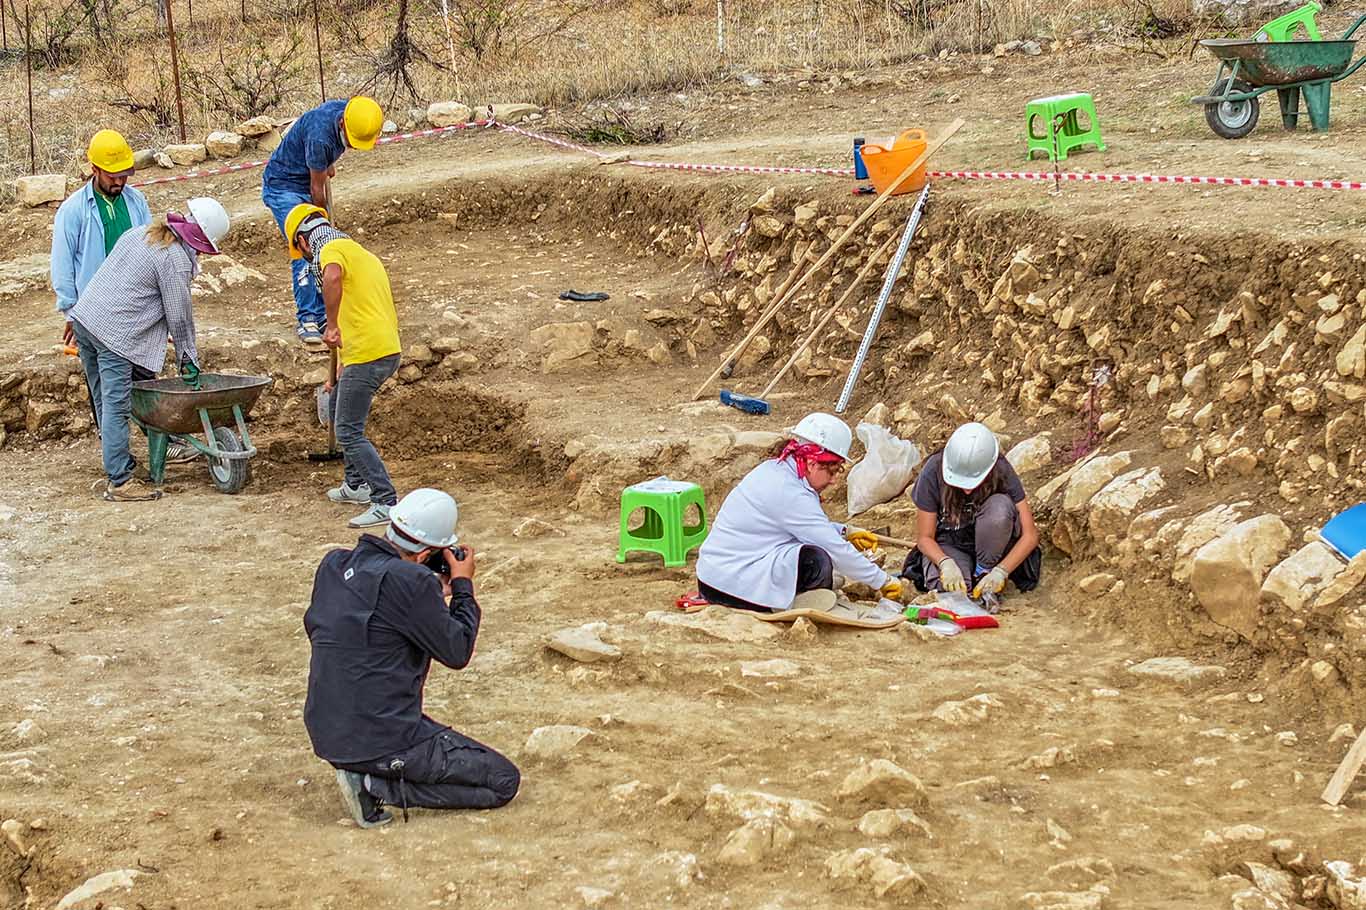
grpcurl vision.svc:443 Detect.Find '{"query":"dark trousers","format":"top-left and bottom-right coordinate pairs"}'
top-left (336, 727), bottom-right (520, 811)
top-left (698, 544), bottom-right (834, 613)
top-left (915, 493), bottom-right (1042, 593)
top-left (330, 353), bottom-right (400, 506)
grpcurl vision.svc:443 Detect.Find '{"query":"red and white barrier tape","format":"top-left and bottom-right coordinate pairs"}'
top-left (925, 169), bottom-right (1366, 190)
top-left (493, 122), bottom-right (610, 158)
top-left (130, 119), bottom-right (496, 189)
top-left (627, 160), bottom-right (855, 177)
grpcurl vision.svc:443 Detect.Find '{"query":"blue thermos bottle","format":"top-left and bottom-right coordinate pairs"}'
top-left (853, 137), bottom-right (868, 180)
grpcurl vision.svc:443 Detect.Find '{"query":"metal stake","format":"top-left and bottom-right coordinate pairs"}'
top-left (312, 0), bottom-right (325, 103)
top-left (1050, 111), bottom-right (1066, 196)
top-left (24, 2), bottom-right (33, 174)
top-left (165, 0), bottom-right (186, 141)
top-left (834, 184), bottom-right (930, 415)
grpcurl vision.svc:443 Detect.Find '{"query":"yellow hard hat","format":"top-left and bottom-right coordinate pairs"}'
top-left (87, 129), bottom-right (135, 176)
top-left (343, 96), bottom-right (383, 151)
top-left (284, 202), bottom-right (329, 260)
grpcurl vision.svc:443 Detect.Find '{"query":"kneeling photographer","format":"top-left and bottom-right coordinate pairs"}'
top-left (303, 488), bottom-right (520, 828)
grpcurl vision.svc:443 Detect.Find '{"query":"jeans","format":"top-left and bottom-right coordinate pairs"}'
top-left (261, 181), bottom-right (325, 328)
top-left (698, 544), bottom-right (834, 613)
top-left (331, 354), bottom-right (400, 506)
top-left (336, 727), bottom-right (521, 811)
top-left (71, 319), bottom-right (154, 485)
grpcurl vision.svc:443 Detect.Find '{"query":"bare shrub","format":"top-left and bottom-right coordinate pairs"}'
top-left (184, 32), bottom-right (305, 120)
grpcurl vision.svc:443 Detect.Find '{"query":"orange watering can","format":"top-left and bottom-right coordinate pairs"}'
top-left (860, 129), bottom-right (929, 196)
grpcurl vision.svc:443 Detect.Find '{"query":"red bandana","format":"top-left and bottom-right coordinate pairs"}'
top-left (776, 440), bottom-right (843, 480)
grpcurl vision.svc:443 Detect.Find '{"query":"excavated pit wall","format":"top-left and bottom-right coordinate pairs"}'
top-left (3, 172), bottom-right (1364, 703)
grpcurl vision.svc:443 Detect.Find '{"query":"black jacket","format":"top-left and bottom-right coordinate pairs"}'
top-left (303, 534), bottom-right (480, 764)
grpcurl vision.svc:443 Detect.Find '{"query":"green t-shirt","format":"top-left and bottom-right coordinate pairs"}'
top-left (93, 187), bottom-right (133, 255)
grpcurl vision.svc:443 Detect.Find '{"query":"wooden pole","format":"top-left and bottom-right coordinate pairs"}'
top-left (186, 0), bottom-right (191, 28)
top-left (760, 232), bottom-right (899, 399)
top-left (24, 3), bottom-right (34, 174)
top-left (692, 118), bottom-right (964, 400)
top-left (1321, 728), bottom-right (1366, 806)
top-left (312, 0), bottom-right (325, 103)
top-left (164, 0), bottom-right (186, 141)
top-left (2, 0), bottom-right (8, 53)
top-left (716, 0), bottom-right (725, 55)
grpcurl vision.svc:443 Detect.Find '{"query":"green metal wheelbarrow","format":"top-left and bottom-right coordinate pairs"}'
top-left (130, 373), bottom-right (273, 494)
top-left (1192, 13), bottom-right (1366, 138)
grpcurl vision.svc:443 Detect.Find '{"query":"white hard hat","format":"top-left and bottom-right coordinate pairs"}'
top-left (942, 422), bottom-right (1000, 490)
top-left (791, 412), bottom-right (853, 461)
top-left (387, 488), bottom-right (459, 552)
top-left (186, 197), bottom-right (231, 252)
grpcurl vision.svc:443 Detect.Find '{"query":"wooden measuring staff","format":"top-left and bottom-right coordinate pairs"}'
top-left (692, 118), bottom-right (964, 401)
top-left (759, 232), bottom-right (899, 398)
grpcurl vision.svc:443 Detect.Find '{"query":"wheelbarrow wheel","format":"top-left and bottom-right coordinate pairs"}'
top-left (207, 426), bottom-right (250, 494)
top-left (1205, 78), bottom-right (1260, 139)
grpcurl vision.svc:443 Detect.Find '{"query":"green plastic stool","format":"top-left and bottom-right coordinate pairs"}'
top-left (1255, 2), bottom-right (1321, 41)
top-left (1025, 93), bottom-right (1106, 162)
top-left (616, 477), bottom-right (709, 568)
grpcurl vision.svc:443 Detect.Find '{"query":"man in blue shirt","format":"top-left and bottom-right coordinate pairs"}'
top-left (261, 96), bottom-right (383, 348)
top-left (52, 129), bottom-right (152, 346)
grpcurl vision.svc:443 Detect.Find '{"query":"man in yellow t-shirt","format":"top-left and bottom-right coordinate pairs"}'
top-left (289, 204), bottom-right (403, 528)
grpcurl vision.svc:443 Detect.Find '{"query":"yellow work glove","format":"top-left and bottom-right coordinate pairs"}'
top-left (972, 566), bottom-right (1009, 600)
top-left (937, 558), bottom-right (968, 594)
top-left (846, 530), bottom-right (879, 553)
top-left (880, 577), bottom-right (904, 601)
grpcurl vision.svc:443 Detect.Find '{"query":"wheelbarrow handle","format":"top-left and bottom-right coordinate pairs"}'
top-left (1343, 11), bottom-right (1366, 40)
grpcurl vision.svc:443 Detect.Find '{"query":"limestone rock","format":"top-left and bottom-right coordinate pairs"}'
top-left (25, 400), bottom-right (64, 437)
top-left (55, 870), bottom-right (141, 910)
top-left (1021, 891), bottom-right (1104, 910)
top-left (704, 784), bottom-right (832, 829)
top-left (716, 817), bottom-right (796, 866)
top-left (645, 606), bottom-right (781, 643)
top-left (1006, 433), bottom-right (1053, 477)
top-left (1127, 656), bottom-right (1227, 687)
top-left (1325, 860), bottom-right (1366, 910)
top-left (824, 846), bottom-right (927, 900)
top-left (529, 321), bottom-right (596, 371)
top-left (856, 808), bottom-right (932, 839)
top-left (255, 129), bottom-right (282, 154)
top-left (1230, 888), bottom-right (1289, 910)
top-left (1079, 573), bottom-right (1118, 595)
top-left (931, 693), bottom-right (1002, 726)
top-left (574, 886), bottom-right (615, 908)
top-left (753, 215), bottom-right (785, 238)
top-left (546, 623), bottom-right (621, 663)
top-left (164, 143), bottom-right (208, 165)
top-left (1191, 515), bottom-right (1293, 638)
top-left (1063, 452), bottom-right (1133, 513)
top-left (749, 187), bottom-right (777, 213)
top-left (154, 151), bottom-right (174, 168)
top-left (490, 102), bottom-right (542, 124)
top-left (427, 101), bottom-right (472, 127)
top-left (513, 517), bottom-right (564, 538)
top-left (1088, 467), bottom-right (1165, 538)
top-left (14, 174), bottom-right (66, 206)
top-left (397, 364), bottom-right (424, 383)
top-left (733, 430), bottom-right (785, 452)
top-left (1193, 0), bottom-right (1304, 26)
top-left (132, 148), bottom-right (157, 169)
top-left (1337, 325), bottom-right (1366, 379)
top-left (1240, 862), bottom-right (1296, 901)
top-left (523, 725), bottom-right (593, 759)
top-left (1314, 551), bottom-right (1366, 609)
top-left (836, 759), bottom-right (927, 808)
top-left (205, 130), bottom-right (243, 158)
top-left (237, 115), bottom-right (275, 136)
top-left (740, 658), bottom-right (800, 678)
top-left (1170, 503), bottom-right (1247, 585)
top-left (1261, 541), bottom-right (1345, 612)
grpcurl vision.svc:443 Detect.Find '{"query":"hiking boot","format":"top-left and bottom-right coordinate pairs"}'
top-left (297, 322), bottom-right (325, 350)
top-left (327, 481), bottom-right (372, 504)
top-left (165, 442), bottom-right (199, 464)
top-left (348, 502), bottom-right (391, 528)
top-left (104, 477), bottom-right (162, 502)
top-left (334, 769), bottom-right (392, 829)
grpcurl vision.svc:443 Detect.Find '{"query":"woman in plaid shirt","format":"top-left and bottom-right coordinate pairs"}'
top-left (68, 197), bottom-right (231, 502)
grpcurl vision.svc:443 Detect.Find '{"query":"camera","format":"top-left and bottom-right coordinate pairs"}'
top-left (423, 546), bottom-right (467, 576)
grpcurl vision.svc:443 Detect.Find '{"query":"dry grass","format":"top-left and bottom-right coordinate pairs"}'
top-left (0, 0), bottom-right (1200, 180)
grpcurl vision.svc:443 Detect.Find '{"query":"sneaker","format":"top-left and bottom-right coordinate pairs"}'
top-left (348, 502), bottom-right (392, 528)
top-left (328, 481), bottom-right (372, 504)
top-left (165, 442), bottom-right (200, 464)
top-left (104, 477), bottom-right (162, 502)
top-left (334, 769), bottom-right (392, 829)
top-left (297, 322), bottom-right (325, 349)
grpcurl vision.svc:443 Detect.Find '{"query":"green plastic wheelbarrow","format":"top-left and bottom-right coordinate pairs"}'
top-left (130, 373), bottom-right (273, 494)
top-left (1192, 12), bottom-right (1366, 137)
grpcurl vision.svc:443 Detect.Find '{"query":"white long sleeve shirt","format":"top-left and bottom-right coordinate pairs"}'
top-left (697, 458), bottom-right (891, 610)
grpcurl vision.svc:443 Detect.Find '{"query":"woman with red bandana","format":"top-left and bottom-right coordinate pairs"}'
top-left (696, 412), bottom-right (902, 613)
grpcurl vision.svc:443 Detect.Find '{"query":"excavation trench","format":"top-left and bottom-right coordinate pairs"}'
top-left (1, 169), bottom-right (1364, 909)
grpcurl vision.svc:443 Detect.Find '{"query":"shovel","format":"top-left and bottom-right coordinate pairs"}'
top-left (309, 348), bottom-right (343, 462)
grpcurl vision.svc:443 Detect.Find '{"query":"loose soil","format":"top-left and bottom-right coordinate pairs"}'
top-left (3, 33), bottom-right (1366, 910)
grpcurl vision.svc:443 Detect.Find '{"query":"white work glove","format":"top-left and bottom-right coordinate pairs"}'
top-left (937, 558), bottom-right (968, 594)
top-left (972, 566), bottom-right (1009, 600)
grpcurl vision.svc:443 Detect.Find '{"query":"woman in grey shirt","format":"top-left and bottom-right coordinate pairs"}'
top-left (68, 197), bottom-right (230, 502)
